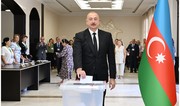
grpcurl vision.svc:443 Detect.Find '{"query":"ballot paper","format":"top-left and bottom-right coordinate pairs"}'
top-left (79, 76), bottom-right (93, 93)
top-left (80, 75), bottom-right (93, 83)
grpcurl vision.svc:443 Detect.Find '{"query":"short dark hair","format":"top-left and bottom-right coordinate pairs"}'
top-left (2, 37), bottom-right (10, 46)
top-left (49, 38), bottom-right (53, 42)
top-left (62, 39), bottom-right (69, 44)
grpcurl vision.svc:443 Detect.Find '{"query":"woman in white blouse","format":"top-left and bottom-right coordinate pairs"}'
top-left (1, 37), bottom-right (17, 65)
top-left (115, 39), bottom-right (126, 79)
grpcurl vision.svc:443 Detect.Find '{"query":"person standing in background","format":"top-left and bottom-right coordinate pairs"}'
top-left (54, 37), bottom-right (63, 76)
top-left (125, 40), bottom-right (132, 70)
top-left (1, 37), bottom-right (17, 65)
top-left (69, 39), bottom-right (74, 46)
top-left (47, 38), bottom-right (55, 69)
top-left (19, 35), bottom-right (32, 62)
top-left (115, 39), bottom-right (126, 79)
top-left (114, 38), bottom-right (118, 46)
top-left (56, 39), bottom-right (74, 84)
top-left (10, 34), bottom-right (25, 63)
top-left (136, 40), bottom-right (143, 68)
top-left (142, 38), bottom-right (146, 53)
top-left (126, 39), bottom-right (139, 73)
top-left (73, 11), bottom-right (116, 106)
top-left (36, 36), bottom-right (47, 60)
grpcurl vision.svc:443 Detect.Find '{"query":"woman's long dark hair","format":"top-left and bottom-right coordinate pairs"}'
top-left (2, 37), bottom-right (10, 46)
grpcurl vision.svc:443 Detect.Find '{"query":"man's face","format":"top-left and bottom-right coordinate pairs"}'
top-left (41, 37), bottom-right (45, 42)
top-left (57, 38), bottom-right (60, 42)
top-left (86, 12), bottom-right (100, 30)
top-left (132, 39), bottom-right (135, 44)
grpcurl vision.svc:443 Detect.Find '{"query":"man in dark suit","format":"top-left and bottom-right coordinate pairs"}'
top-left (126, 39), bottom-right (139, 73)
top-left (36, 36), bottom-right (47, 60)
top-left (54, 37), bottom-right (63, 76)
top-left (73, 11), bottom-right (116, 106)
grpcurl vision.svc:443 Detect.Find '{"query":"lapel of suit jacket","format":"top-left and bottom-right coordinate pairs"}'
top-left (84, 29), bottom-right (96, 55)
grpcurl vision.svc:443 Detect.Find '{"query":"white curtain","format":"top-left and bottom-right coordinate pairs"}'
top-left (142, 7), bottom-right (155, 39)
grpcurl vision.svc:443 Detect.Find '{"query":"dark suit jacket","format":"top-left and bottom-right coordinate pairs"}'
top-left (54, 42), bottom-right (63, 70)
top-left (36, 42), bottom-right (47, 60)
top-left (126, 44), bottom-right (139, 57)
top-left (73, 29), bottom-right (116, 82)
top-left (19, 42), bottom-right (28, 57)
top-left (54, 42), bottom-right (63, 53)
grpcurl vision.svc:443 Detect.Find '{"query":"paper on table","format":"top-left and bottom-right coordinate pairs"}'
top-left (80, 75), bottom-right (93, 83)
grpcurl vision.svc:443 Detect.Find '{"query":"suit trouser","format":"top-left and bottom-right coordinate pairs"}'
top-left (102, 90), bottom-right (106, 106)
top-left (130, 56), bottom-right (138, 72)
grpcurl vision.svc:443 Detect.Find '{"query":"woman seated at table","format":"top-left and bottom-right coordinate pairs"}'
top-left (1, 37), bottom-right (17, 65)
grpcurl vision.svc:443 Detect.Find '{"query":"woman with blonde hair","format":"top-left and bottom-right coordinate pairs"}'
top-left (115, 39), bottom-right (126, 79)
top-left (10, 34), bottom-right (25, 63)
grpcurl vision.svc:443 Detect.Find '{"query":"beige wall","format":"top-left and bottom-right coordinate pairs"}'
top-left (44, 7), bottom-right (60, 43)
top-left (58, 16), bottom-right (86, 40)
top-left (1, 11), bottom-right (14, 42)
top-left (58, 16), bottom-right (142, 47)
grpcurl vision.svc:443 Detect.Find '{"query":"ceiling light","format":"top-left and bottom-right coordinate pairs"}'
top-left (74, 0), bottom-right (124, 10)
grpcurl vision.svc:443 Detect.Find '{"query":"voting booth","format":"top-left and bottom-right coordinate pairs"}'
top-left (60, 81), bottom-right (106, 106)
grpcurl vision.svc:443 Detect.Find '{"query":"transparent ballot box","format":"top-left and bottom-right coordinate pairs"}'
top-left (60, 81), bottom-right (106, 106)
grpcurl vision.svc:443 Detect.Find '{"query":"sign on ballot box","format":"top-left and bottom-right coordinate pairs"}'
top-left (60, 81), bottom-right (106, 106)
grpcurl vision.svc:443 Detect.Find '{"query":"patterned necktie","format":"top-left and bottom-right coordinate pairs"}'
top-left (93, 33), bottom-right (97, 51)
